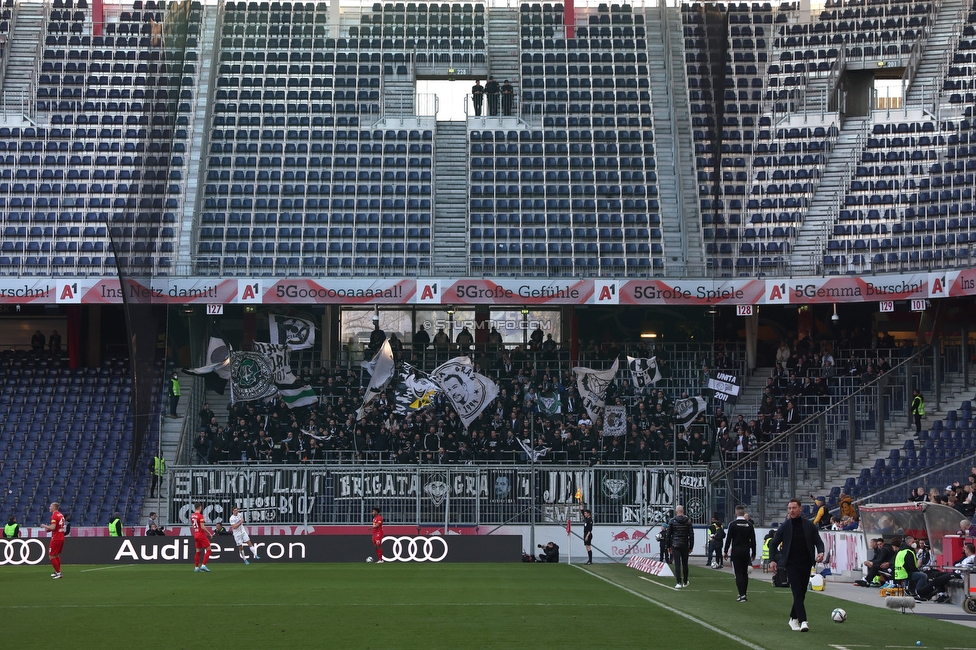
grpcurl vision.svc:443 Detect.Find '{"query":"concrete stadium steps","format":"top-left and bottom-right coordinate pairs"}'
top-left (433, 121), bottom-right (469, 275)
top-left (766, 373), bottom-right (973, 514)
top-left (1, 1), bottom-right (44, 121)
top-left (486, 7), bottom-right (519, 89)
top-left (646, 4), bottom-right (703, 274)
top-left (791, 117), bottom-right (869, 270)
top-left (179, 4), bottom-right (220, 275)
top-left (906, 0), bottom-right (969, 107)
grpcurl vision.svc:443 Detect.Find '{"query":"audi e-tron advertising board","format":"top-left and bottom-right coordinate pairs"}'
top-left (50, 535), bottom-right (522, 564)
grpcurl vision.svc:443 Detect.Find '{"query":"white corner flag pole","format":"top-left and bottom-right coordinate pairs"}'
top-left (567, 517), bottom-right (572, 565)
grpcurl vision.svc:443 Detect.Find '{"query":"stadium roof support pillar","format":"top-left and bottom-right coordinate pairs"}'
top-left (744, 312), bottom-right (757, 372)
top-left (330, 1), bottom-right (340, 37)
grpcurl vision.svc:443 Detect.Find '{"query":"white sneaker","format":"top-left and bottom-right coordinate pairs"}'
top-left (789, 619), bottom-right (800, 631)
top-left (675, 583), bottom-right (682, 589)
top-left (52, 572), bottom-right (62, 579)
top-left (800, 621), bottom-right (809, 632)
top-left (377, 559), bottom-right (384, 564)
top-left (683, 582), bottom-right (689, 588)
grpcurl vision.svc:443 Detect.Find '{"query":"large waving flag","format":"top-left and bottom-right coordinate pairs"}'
top-left (269, 314), bottom-right (316, 351)
top-left (229, 352), bottom-right (278, 404)
top-left (393, 363), bottom-right (439, 415)
top-left (674, 396), bottom-right (708, 428)
top-left (574, 358), bottom-right (618, 423)
top-left (356, 339), bottom-right (395, 421)
top-left (430, 357), bottom-right (499, 429)
top-left (279, 385), bottom-right (319, 409)
top-left (184, 336), bottom-right (232, 379)
top-left (627, 356), bottom-right (662, 391)
top-left (251, 342), bottom-right (298, 385)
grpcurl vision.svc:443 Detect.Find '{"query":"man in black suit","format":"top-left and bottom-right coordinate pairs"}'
top-left (485, 76), bottom-right (500, 116)
top-left (768, 498), bottom-right (825, 632)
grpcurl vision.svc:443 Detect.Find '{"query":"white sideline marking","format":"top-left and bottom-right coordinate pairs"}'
top-left (79, 564), bottom-right (136, 573)
top-left (638, 576), bottom-right (689, 591)
top-left (576, 566), bottom-right (766, 650)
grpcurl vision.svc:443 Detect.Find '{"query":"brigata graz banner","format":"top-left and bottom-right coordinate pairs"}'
top-left (170, 466), bottom-right (709, 527)
top-left (56, 535), bottom-right (521, 564)
top-left (0, 272), bottom-right (969, 305)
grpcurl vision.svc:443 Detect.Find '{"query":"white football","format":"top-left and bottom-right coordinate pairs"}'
top-left (831, 608), bottom-right (847, 623)
top-left (710, 561), bottom-right (718, 569)
top-left (366, 556), bottom-right (374, 563)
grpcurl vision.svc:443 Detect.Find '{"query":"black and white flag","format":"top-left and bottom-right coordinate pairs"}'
top-left (517, 437), bottom-right (550, 462)
top-left (573, 358), bottom-right (619, 423)
top-left (356, 339), bottom-right (395, 421)
top-left (674, 396), bottom-right (708, 428)
top-left (430, 357), bottom-right (499, 429)
top-left (603, 405), bottom-right (627, 436)
top-left (229, 351), bottom-right (278, 403)
top-left (627, 355), bottom-right (662, 391)
top-left (269, 314), bottom-right (316, 351)
top-left (251, 341), bottom-right (298, 385)
top-left (184, 336), bottom-right (232, 379)
top-left (393, 363), bottom-right (439, 415)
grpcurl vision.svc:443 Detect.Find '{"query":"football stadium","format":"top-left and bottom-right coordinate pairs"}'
top-left (3, 0), bottom-right (976, 645)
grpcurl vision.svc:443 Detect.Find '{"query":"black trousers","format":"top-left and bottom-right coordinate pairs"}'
top-left (672, 546), bottom-right (690, 583)
top-left (787, 564), bottom-right (813, 622)
top-left (731, 551), bottom-right (751, 596)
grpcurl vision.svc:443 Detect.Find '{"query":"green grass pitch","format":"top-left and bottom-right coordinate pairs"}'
top-left (0, 562), bottom-right (967, 648)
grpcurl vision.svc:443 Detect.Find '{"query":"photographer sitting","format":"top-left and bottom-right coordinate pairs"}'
top-left (538, 541), bottom-right (560, 563)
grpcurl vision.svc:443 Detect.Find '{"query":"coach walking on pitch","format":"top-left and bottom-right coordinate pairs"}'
top-left (768, 498), bottom-right (825, 632)
top-left (667, 505), bottom-right (694, 588)
top-left (723, 505), bottom-right (756, 602)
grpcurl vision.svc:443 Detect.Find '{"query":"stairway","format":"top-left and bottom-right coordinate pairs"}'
top-left (905, 0), bottom-right (968, 108)
top-left (645, 5), bottom-right (703, 275)
top-left (778, 372), bottom-right (973, 515)
top-left (1, 1), bottom-right (44, 122)
top-left (790, 117), bottom-right (869, 273)
top-left (803, 75), bottom-right (833, 114)
top-left (139, 388), bottom-right (196, 528)
top-left (178, 4), bottom-right (219, 275)
top-left (486, 7), bottom-right (520, 91)
top-left (432, 122), bottom-right (469, 275)
top-left (383, 77), bottom-right (416, 118)
top-left (735, 367), bottom-right (773, 421)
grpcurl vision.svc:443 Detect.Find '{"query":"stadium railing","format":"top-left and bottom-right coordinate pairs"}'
top-left (713, 338), bottom-right (971, 524)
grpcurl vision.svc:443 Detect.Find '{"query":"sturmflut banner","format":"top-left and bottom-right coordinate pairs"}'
top-left (169, 466), bottom-right (710, 526)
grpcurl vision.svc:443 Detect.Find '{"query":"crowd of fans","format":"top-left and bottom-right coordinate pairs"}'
top-left (191, 331), bottom-right (718, 465)
top-left (909, 468), bottom-right (976, 520)
top-left (714, 330), bottom-right (905, 462)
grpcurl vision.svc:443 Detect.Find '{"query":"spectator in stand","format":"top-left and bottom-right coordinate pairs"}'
top-left (31, 329), bottom-right (46, 354)
top-left (776, 340), bottom-right (791, 365)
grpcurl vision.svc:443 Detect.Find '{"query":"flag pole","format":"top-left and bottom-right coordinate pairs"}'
top-left (567, 516), bottom-right (572, 565)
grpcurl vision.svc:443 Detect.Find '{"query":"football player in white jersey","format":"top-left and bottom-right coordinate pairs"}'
top-left (228, 506), bottom-right (260, 564)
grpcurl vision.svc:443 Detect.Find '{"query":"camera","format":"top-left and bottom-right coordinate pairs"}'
top-left (537, 544), bottom-right (543, 549)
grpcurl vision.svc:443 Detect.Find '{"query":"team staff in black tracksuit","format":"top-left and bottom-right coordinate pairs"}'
top-left (581, 508), bottom-right (594, 565)
top-left (768, 498), bottom-right (825, 632)
top-left (723, 505), bottom-right (757, 602)
top-left (667, 505), bottom-right (695, 588)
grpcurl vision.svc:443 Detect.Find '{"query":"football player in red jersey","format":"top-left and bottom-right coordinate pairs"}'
top-left (371, 507), bottom-right (384, 563)
top-left (40, 502), bottom-right (66, 579)
top-left (190, 503), bottom-right (213, 572)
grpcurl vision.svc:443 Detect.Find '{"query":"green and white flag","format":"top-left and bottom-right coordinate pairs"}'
top-left (279, 385), bottom-right (319, 409)
top-left (538, 390), bottom-right (562, 416)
